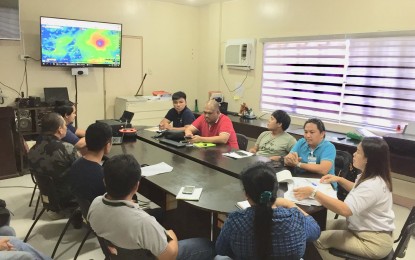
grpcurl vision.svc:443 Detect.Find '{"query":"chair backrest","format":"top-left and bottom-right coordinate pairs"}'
top-left (96, 235), bottom-right (156, 260)
top-left (236, 133), bottom-right (248, 151)
top-left (33, 173), bottom-right (62, 212)
top-left (75, 196), bottom-right (92, 220)
top-left (393, 222), bottom-right (415, 259)
top-left (392, 206), bottom-right (415, 259)
top-left (335, 150), bottom-right (359, 201)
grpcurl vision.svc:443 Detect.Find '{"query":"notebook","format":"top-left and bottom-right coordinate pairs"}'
top-left (176, 187), bottom-right (203, 201)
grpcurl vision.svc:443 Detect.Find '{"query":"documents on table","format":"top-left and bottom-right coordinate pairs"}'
top-left (235, 200), bottom-right (251, 210)
top-left (144, 126), bottom-right (160, 132)
top-left (176, 187), bottom-right (203, 201)
top-left (276, 169), bottom-right (337, 206)
top-left (141, 162), bottom-right (173, 177)
top-left (223, 150), bottom-right (254, 159)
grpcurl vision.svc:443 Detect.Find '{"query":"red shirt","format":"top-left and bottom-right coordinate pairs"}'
top-left (191, 114), bottom-right (239, 149)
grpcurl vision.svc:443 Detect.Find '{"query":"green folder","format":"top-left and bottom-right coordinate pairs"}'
top-left (193, 142), bottom-right (216, 148)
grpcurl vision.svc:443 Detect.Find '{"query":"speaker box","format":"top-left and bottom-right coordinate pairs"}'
top-left (29, 96), bottom-right (41, 107)
top-left (16, 110), bottom-right (33, 131)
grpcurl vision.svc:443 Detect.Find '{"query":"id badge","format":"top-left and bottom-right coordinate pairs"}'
top-left (308, 155), bottom-right (317, 164)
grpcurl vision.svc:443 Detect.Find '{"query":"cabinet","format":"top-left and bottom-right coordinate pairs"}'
top-left (14, 106), bottom-right (54, 172)
top-left (0, 107), bottom-right (18, 179)
top-left (114, 96), bottom-right (171, 126)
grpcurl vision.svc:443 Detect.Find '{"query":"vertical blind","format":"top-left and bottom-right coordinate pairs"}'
top-left (261, 34), bottom-right (415, 130)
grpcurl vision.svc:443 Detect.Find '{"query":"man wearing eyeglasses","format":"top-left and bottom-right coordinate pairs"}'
top-left (184, 100), bottom-right (238, 149)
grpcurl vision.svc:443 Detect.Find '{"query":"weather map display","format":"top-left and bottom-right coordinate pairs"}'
top-left (40, 17), bottom-right (122, 67)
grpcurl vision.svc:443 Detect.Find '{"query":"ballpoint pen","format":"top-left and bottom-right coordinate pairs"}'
top-left (306, 179), bottom-right (318, 187)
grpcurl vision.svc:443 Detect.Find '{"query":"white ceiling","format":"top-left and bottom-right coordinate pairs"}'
top-left (155, 0), bottom-right (226, 7)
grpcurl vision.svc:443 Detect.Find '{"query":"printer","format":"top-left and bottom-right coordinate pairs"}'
top-left (96, 111), bottom-right (134, 138)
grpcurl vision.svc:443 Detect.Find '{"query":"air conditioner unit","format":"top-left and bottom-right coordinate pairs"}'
top-left (224, 39), bottom-right (256, 70)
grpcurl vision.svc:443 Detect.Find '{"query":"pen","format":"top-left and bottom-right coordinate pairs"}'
top-left (307, 179), bottom-right (318, 186)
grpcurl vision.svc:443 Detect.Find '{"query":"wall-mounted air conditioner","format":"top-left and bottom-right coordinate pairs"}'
top-left (224, 39), bottom-right (256, 70)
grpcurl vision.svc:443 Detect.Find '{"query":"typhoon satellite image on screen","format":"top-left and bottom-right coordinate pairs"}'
top-left (41, 24), bottom-right (121, 67)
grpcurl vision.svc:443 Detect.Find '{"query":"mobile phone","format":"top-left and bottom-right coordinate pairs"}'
top-left (182, 186), bottom-right (195, 194)
top-left (184, 135), bottom-right (192, 140)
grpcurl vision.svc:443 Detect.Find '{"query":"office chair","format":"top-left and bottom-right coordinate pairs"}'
top-left (333, 150), bottom-right (359, 219)
top-left (24, 173), bottom-right (79, 257)
top-left (41, 195), bottom-right (95, 259)
top-left (329, 206), bottom-right (415, 260)
top-left (236, 133), bottom-right (248, 151)
top-left (29, 170), bottom-right (41, 220)
top-left (28, 171), bottom-right (38, 207)
top-left (96, 235), bottom-right (156, 260)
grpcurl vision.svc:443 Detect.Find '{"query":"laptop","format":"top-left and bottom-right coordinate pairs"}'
top-left (44, 87), bottom-right (69, 105)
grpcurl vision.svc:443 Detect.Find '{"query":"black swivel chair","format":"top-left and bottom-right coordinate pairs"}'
top-left (329, 206), bottom-right (415, 260)
top-left (236, 133), bottom-right (248, 151)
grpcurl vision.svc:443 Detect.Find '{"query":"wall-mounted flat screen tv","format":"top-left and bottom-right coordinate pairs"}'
top-left (40, 16), bottom-right (122, 67)
top-left (0, 0), bottom-right (20, 40)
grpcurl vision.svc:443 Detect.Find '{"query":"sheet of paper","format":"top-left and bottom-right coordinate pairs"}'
top-left (236, 200), bottom-right (251, 210)
top-left (276, 169), bottom-right (293, 183)
top-left (284, 177), bottom-right (337, 206)
top-left (144, 126), bottom-right (160, 132)
top-left (141, 162), bottom-right (173, 177)
top-left (222, 150), bottom-right (254, 159)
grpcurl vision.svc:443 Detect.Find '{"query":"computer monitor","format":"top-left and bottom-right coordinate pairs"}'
top-left (44, 87), bottom-right (69, 105)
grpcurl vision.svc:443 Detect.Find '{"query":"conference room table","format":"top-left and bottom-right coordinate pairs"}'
top-left (111, 128), bottom-right (328, 231)
top-left (135, 128), bottom-right (271, 178)
top-left (109, 139), bottom-right (247, 239)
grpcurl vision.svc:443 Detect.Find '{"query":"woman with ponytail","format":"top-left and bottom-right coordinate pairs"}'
top-left (215, 162), bottom-right (320, 259)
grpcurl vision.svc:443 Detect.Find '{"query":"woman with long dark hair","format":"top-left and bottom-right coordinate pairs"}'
top-left (215, 162), bottom-right (320, 259)
top-left (293, 137), bottom-right (395, 259)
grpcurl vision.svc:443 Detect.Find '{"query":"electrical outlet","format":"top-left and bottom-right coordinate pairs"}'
top-left (19, 54), bottom-right (29, 60)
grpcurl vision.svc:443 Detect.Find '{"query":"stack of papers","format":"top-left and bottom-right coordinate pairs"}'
top-left (176, 187), bottom-right (203, 201)
top-left (223, 150), bottom-right (254, 159)
top-left (276, 169), bottom-right (337, 206)
top-left (235, 200), bottom-right (251, 210)
top-left (141, 162), bottom-right (173, 177)
top-left (144, 126), bottom-right (160, 132)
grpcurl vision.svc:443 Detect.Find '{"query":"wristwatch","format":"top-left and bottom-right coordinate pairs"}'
top-left (296, 162), bottom-right (302, 168)
top-left (309, 188), bottom-right (318, 199)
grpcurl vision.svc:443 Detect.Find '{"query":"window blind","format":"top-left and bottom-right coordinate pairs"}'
top-left (261, 33), bottom-right (415, 130)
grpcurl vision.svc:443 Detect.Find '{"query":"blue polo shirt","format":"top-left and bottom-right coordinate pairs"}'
top-left (62, 123), bottom-right (80, 145)
top-left (291, 138), bottom-right (336, 187)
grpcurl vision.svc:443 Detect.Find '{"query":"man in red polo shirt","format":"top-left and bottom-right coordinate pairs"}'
top-left (184, 100), bottom-right (239, 149)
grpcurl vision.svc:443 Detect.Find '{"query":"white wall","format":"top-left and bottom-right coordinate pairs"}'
top-left (0, 0), bottom-right (199, 128)
top-left (2, 0), bottom-right (415, 130)
top-left (199, 0), bottom-right (415, 131)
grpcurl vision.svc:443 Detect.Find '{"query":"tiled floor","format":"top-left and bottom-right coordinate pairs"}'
top-left (1, 174), bottom-right (414, 260)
